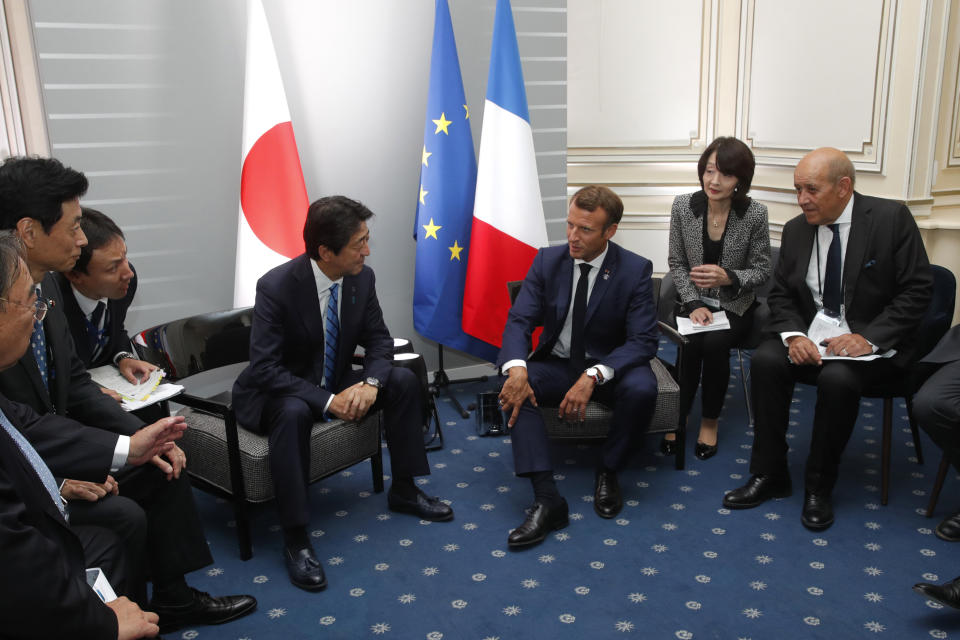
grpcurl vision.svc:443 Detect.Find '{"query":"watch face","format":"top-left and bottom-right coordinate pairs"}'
top-left (365, 377), bottom-right (381, 388)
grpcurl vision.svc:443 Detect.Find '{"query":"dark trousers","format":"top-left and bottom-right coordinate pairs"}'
top-left (913, 359), bottom-right (960, 475)
top-left (67, 465), bottom-right (212, 602)
top-left (510, 358), bottom-right (657, 475)
top-left (263, 366), bottom-right (429, 529)
top-left (75, 524), bottom-right (130, 600)
top-left (678, 305), bottom-right (755, 419)
top-left (749, 338), bottom-right (902, 493)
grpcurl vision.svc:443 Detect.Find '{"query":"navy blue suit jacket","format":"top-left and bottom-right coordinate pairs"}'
top-left (498, 241), bottom-right (659, 375)
top-left (232, 254), bottom-right (394, 432)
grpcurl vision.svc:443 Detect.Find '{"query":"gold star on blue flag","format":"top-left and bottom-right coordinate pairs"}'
top-left (412, 0), bottom-right (497, 362)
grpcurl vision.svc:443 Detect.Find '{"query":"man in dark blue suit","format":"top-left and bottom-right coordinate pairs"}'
top-left (498, 185), bottom-right (659, 548)
top-left (233, 195), bottom-right (452, 591)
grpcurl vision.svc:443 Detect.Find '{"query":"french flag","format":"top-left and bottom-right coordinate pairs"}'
top-left (233, 0), bottom-right (309, 307)
top-left (462, 0), bottom-right (548, 347)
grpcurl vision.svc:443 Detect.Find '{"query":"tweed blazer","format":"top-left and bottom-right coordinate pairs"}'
top-left (668, 190), bottom-right (772, 317)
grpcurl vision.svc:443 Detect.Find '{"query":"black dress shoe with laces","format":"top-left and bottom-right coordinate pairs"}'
top-left (151, 587), bottom-right (257, 633)
top-left (660, 437), bottom-right (678, 456)
top-left (387, 489), bottom-right (454, 521)
top-left (284, 546), bottom-right (327, 592)
top-left (801, 491), bottom-right (834, 530)
top-left (914, 576), bottom-right (960, 609)
top-left (508, 499), bottom-right (569, 548)
top-left (695, 441), bottom-right (718, 460)
top-left (936, 509), bottom-right (960, 542)
top-left (594, 469), bottom-right (622, 518)
top-left (722, 474), bottom-right (792, 509)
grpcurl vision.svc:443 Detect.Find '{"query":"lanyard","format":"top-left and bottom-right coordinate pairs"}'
top-left (815, 227), bottom-right (844, 316)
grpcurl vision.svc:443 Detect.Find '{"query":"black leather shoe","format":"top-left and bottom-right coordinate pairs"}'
top-left (914, 576), bottom-right (960, 609)
top-left (152, 587), bottom-right (257, 633)
top-left (594, 470), bottom-right (622, 518)
top-left (284, 546), bottom-right (327, 592)
top-left (801, 491), bottom-right (834, 531)
top-left (660, 436), bottom-right (678, 456)
top-left (936, 509), bottom-right (960, 542)
top-left (388, 490), bottom-right (454, 521)
top-left (508, 499), bottom-right (569, 548)
top-left (695, 441), bottom-right (718, 460)
top-left (722, 474), bottom-right (792, 509)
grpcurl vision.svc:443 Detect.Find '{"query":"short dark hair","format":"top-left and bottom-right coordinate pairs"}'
top-left (570, 185), bottom-right (624, 227)
top-left (697, 137), bottom-right (756, 207)
top-left (73, 207), bottom-right (124, 274)
top-left (0, 230), bottom-right (25, 306)
top-left (0, 156), bottom-right (88, 233)
top-left (303, 195), bottom-right (373, 259)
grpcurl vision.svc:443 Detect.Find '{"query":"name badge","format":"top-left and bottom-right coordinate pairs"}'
top-left (701, 295), bottom-right (721, 308)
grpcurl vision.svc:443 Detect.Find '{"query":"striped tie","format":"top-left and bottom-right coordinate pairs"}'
top-left (0, 408), bottom-right (65, 516)
top-left (323, 283), bottom-right (340, 391)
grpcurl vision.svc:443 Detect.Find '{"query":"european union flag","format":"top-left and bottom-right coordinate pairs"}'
top-left (413, 0), bottom-right (498, 362)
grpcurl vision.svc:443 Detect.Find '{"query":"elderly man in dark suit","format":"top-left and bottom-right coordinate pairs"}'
top-left (0, 156), bottom-right (255, 633)
top-left (723, 147), bottom-right (933, 531)
top-left (0, 231), bottom-right (187, 639)
top-left (498, 185), bottom-right (659, 548)
top-left (232, 195), bottom-right (452, 592)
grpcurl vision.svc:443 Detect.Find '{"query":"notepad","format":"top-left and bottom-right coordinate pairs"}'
top-left (676, 311), bottom-right (731, 336)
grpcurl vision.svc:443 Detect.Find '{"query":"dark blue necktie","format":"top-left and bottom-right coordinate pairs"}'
top-left (0, 408), bottom-right (65, 516)
top-left (88, 301), bottom-right (108, 359)
top-left (569, 263), bottom-right (591, 375)
top-left (822, 223), bottom-right (842, 315)
top-left (323, 283), bottom-right (340, 391)
top-left (31, 286), bottom-right (49, 389)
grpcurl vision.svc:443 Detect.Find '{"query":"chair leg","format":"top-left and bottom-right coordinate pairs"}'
top-left (233, 494), bottom-right (253, 561)
top-left (737, 349), bottom-right (753, 425)
top-left (881, 398), bottom-right (892, 506)
top-left (926, 454), bottom-right (951, 518)
top-left (906, 396), bottom-right (924, 465)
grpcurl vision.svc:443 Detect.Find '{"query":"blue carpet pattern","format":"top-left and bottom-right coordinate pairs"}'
top-left (172, 340), bottom-right (960, 639)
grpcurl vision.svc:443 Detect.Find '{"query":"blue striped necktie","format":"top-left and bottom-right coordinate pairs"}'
top-left (0, 408), bottom-right (65, 516)
top-left (323, 283), bottom-right (340, 391)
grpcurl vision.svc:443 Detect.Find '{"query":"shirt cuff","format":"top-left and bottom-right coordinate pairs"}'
top-left (501, 359), bottom-right (526, 373)
top-left (111, 435), bottom-right (130, 472)
top-left (595, 364), bottom-right (614, 383)
top-left (780, 331), bottom-right (805, 347)
top-left (323, 394), bottom-right (334, 414)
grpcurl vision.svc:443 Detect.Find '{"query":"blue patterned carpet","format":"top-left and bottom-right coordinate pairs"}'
top-left (173, 341), bottom-right (960, 639)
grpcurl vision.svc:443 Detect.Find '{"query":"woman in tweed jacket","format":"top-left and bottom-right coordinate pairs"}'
top-left (662, 137), bottom-right (771, 460)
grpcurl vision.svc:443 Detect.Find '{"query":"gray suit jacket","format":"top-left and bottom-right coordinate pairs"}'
top-left (668, 191), bottom-right (772, 316)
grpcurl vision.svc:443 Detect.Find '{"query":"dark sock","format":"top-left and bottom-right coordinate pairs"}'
top-left (151, 576), bottom-right (192, 605)
top-left (283, 526), bottom-right (310, 551)
top-left (390, 476), bottom-right (419, 500)
top-left (530, 470), bottom-right (561, 507)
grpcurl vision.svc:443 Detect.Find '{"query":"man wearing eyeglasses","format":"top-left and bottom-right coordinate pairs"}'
top-left (0, 156), bottom-right (256, 633)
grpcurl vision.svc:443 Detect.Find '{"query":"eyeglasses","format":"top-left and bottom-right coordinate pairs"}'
top-left (0, 297), bottom-right (48, 322)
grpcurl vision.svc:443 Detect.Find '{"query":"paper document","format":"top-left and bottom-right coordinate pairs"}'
top-left (676, 311), bottom-right (731, 336)
top-left (85, 567), bottom-right (117, 603)
top-left (120, 383), bottom-right (184, 412)
top-left (88, 365), bottom-right (165, 402)
top-left (820, 348), bottom-right (896, 362)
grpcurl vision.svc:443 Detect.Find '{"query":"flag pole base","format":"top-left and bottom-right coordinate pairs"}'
top-left (432, 344), bottom-right (489, 419)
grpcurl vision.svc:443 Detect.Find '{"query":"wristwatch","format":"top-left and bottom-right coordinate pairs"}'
top-left (364, 377), bottom-right (383, 389)
top-left (113, 351), bottom-right (136, 365)
top-left (585, 366), bottom-right (603, 385)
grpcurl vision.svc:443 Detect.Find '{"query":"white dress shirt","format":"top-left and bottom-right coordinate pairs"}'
top-left (503, 244), bottom-right (615, 382)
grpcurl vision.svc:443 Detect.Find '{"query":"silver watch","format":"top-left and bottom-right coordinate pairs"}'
top-left (364, 376), bottom-right (382, 389)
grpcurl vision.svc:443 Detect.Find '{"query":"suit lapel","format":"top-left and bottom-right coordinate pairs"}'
top-left (585, 243), bottom-right (617, 325)
top-left (796, 221), bottom-right (817, 298)
top-left (292, 256), bottom-right (324, 355)
top-left (843, 193), bottom-right (870, 310)
top-left (554, 256), bottom-right (574, 331)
